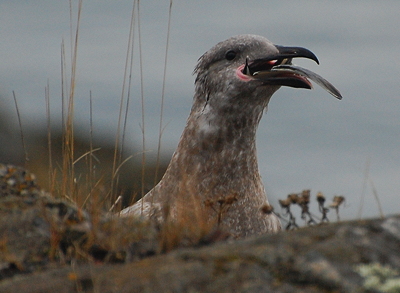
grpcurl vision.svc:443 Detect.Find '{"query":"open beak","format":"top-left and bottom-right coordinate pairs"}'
top-left (243, 45), bottom-right (342, 100)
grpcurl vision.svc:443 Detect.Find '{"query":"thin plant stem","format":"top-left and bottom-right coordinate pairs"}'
top-left (12, 91), bottom-right (29, 163)
top-left (137, 0), bottom-right (146, 203)
top-left (45, 81), bottom-right (53, 191)
top-left (62, 0), bottom-right (82, 200)
top-left (155, 0), bottom-right (173, 186)
top-left (369, 179), bottom-right (384, 219)
top-left (88, 91), bottom-right (94, 207)
top-left (61, 40), bottom-right (67, 178)
top-left (120, 2), bottom-right (137, 162)
top-left (358, 158), bottom-right (370, 219)
top-left (111, 0), bottom-right (137, 201)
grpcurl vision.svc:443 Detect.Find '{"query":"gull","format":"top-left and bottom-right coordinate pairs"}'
top-left (120, 35), bottom-right (341, 238)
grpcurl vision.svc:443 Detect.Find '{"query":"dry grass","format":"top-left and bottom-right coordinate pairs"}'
top-left (157, 173), bottom-right (224, 252)
top-left (43, 0), bottom-right (133, 210)
top-left (22, 0), bottom-right (218, 262)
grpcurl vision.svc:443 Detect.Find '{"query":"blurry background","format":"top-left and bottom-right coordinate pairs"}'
top-left (0, 1), bottom-right (399, 220)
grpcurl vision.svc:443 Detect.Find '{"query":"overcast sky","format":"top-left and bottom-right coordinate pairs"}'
top-left (1, 1), bottom-right (399, 220)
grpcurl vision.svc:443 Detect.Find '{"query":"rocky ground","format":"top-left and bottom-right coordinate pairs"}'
top-left (1, 163), bottom-right (400, 293)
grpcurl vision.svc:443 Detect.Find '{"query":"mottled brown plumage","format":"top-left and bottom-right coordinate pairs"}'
top-left (120, 35), bottom-right (341, 238)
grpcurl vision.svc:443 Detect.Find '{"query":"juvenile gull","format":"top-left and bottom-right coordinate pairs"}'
top-left (120, 35), bottom-right (342, 238)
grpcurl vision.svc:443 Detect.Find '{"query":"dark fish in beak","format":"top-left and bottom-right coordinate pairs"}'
top-left (243, 45), bottom-right (342, 100)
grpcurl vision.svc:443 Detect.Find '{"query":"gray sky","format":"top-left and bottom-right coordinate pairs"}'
top-left (1, 1), bottom-right (399, 220)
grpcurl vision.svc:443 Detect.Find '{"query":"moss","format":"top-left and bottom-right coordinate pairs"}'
top-left (355, 263), bottom-right (400, 293)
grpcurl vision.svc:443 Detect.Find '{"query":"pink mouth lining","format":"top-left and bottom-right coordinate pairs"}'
top-left (236, 64), bottom-right (252, 81)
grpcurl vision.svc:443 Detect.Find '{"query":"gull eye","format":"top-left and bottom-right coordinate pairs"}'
top-left (225, 50), bottom-right (237, 61)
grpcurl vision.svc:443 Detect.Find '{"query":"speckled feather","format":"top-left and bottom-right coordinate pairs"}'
top-left (120, 35), bottom-right (284, 238)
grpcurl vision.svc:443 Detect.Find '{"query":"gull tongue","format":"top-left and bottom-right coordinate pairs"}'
top-left (272, 64), bottom-right (342, 100)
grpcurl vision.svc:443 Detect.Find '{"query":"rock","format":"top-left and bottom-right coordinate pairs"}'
top-left (1, 163), bottom-right (400, 292)
top-left (0, 164), bottom-right (158, 279)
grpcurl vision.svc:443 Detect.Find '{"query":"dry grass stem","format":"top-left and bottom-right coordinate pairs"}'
top-left (12, 91), bottom-right (29, 163)
top-left (154, 0), bottom-right (174, 185)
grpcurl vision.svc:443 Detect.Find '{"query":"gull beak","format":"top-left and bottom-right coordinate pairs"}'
top-left (243, 45), bottom-right (342, 100)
